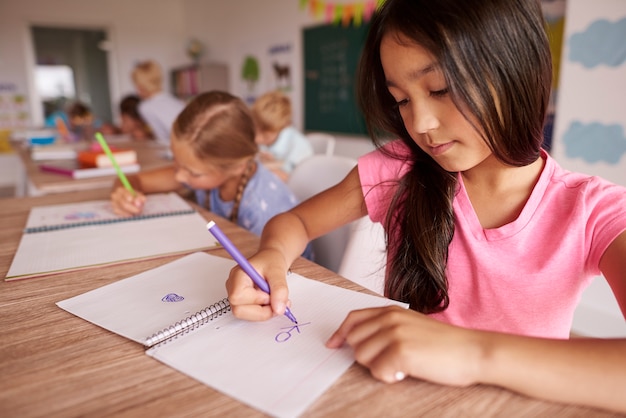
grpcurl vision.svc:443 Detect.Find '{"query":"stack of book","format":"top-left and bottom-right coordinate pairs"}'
top-left (77, 148), bottom-right (137, 168)
top-left (39, 147), bottom-right (140, 179)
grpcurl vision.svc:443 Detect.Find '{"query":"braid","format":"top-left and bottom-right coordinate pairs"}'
top-left (230, 159), bottom-right (255, 223)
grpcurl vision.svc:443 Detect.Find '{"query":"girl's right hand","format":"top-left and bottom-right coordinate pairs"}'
top-left (110, 185), bottom-right (146, 216)
top-left (225, 248), bottom-right (291, 321)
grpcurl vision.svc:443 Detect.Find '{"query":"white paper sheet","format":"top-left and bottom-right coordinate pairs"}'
top-left (57, 252), bottom-right (408, 418)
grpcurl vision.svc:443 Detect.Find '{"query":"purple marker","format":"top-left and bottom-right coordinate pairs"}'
top-left (207, 221), bottom-right (298, 324)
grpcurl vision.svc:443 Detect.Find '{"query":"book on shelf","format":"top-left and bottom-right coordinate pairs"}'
top-left (39, 160), bottom-right (140, 179)
top-left (56, 252), bottom-right (408, 418)
top-left (171, 63), bottom-right (228, 100)
top-left (77, 148), bottom-right (138, 168)
top-left (6, 192), bottom-right (217, 281)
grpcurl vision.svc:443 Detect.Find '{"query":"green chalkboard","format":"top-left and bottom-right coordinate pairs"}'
top-left (303, 22), bottom-right (370, 136)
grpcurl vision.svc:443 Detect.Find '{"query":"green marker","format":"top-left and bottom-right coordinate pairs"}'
top-left (94, 132), bottom-right (136, 196)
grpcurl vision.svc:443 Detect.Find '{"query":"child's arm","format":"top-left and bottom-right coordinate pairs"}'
top-left (326, 305), bottom-right (626, 413)
top-left (325, 230), bottom-right (626, 413)
top-left (226, 166), bottom-right (368, 320)
top-left (110, 165), bottom-right (179, 216)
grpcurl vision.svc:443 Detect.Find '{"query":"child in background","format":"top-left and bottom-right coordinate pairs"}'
top-left (251, 91), bottom-right (313, 181)
top-left (131, 60), bottom-right (185, 144)
top-left (45, 101), bottom-right (99, 141)
top-left (110, 91), bottom-right (312, 256)
top-left (119, 94), bottom-right (153, 141)
top-left (225, 0), bottom-right (626, 413)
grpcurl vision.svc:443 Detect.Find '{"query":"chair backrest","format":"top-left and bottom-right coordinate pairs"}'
top-left (305, 132), bottom-right (336, 156)
top-left (287, 154), bottom-right (357, 272)
top-left (338, 216), bottom-right (386, 295)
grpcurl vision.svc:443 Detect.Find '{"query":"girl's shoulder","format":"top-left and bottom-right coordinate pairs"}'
top-left (546, 153), bottom-right (626, 200)
top-left (358, 139), bottom-right (413, 183)
top-left (542, 155), bottom-right (626, 237)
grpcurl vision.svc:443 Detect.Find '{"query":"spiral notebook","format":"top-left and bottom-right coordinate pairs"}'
top-left (6, 193), bottom-right (217, 281)
top-left (56, 252), bottom-right (408, 418)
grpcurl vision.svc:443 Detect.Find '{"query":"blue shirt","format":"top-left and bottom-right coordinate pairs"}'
top-left (261, 126), bottom-right (313, 173)
top-left (194, 163), bottom-right (313, 259)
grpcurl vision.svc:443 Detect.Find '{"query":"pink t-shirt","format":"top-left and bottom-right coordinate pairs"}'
top-left (359, 140), bottom-right (626, 338)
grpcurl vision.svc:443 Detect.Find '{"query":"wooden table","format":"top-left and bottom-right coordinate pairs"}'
top-left (0, 190), bottom-right (622, 417)
top-left (13, 137), bottom-right (172, 196)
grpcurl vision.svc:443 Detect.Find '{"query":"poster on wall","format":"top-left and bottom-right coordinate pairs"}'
top-left (0, 82), bottom-right (29, 130)
top-left (237, 40), bottom-right (294, 106)
top-left (551, 0), bottom-right (626, 187)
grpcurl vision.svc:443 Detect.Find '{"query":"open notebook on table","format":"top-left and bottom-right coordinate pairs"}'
top-left (57, 252), bottom-right (408, 418)
top-left (6, 192), bottom-right (217, 281)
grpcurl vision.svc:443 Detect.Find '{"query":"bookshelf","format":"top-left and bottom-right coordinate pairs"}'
top-left (170, 63), bottom-right (229, 101)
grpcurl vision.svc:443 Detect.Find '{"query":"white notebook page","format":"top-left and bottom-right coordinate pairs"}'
top-left (57, 252), bottom-right (407, 418)
top-left (57, 252), bottom-right (234, 343)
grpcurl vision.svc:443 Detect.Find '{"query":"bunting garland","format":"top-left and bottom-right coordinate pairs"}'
top-left (299, 0), bottom-right (384, 26)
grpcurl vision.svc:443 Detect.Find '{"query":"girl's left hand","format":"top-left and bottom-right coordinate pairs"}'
top-left (326, 306), bottom-right (484, 386)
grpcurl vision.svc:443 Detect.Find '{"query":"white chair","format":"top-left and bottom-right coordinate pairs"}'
top-left (287, 154), bottom-right (357, 272)
top-left (338, 216), bottom-right (387, 295)
top-left (305, 132), bottom-right (336, 156)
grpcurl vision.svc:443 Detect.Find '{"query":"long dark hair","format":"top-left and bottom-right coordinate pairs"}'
top-left (357, 0), bottom-right (552, 312)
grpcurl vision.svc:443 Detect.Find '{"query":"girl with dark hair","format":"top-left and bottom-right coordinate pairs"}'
top-left (226, 0), bottom-right (626, 412)
top-left (119, 94), bottom-right (153, 140)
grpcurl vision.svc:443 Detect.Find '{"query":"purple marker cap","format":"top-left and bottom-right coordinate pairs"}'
top-left (207, 221), bottom-right (298, 324)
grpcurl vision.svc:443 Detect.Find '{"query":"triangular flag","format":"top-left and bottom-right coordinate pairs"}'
top-left (334, 4), bottom-right (344, 25)
top-left (342, 4), bottom-right (354, 27)
top-left (353, 2), bottom-right (364, 26)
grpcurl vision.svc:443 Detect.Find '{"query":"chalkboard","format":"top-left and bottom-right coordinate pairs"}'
top-left (303, 22), bottom-right (370, 136)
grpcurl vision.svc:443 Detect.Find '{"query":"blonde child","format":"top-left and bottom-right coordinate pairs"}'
top-left (131, 60), bottom-right (185, 144)
top-left (110, 91), bottom-right (311, 253)
top-left (251, 91), bottom-right (313, 181)
top-left (226, 0), bottom-right (626, 413)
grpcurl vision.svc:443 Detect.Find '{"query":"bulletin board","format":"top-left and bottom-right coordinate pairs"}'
top-left (303, 23), bottom-right (370, 136)
top-left (551, 0), bottom-right (626, 187)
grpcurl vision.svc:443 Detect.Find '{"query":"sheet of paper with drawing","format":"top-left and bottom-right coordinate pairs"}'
top-left (57, 252), bottom-right (408, 418)
top-left (6, 193), bottom-right (216, 280)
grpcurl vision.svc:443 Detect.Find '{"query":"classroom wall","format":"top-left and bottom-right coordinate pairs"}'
top-left (0, 0), bottom-right (374, 157)
top-left (180, 0), bottom-right (374, 157)
top-left (181, 0), bottom-right (311, 130)
top-left (0, 0), bottom-right (188, 127)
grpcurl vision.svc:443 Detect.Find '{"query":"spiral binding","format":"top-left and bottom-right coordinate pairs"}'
top-left (24, 209), bottom-right (195, 234)
top-left (144, 297), bottom-right (231, 347)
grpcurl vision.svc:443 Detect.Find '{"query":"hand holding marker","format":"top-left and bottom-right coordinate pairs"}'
top-left (207, 221), bottom-right (298, 324)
